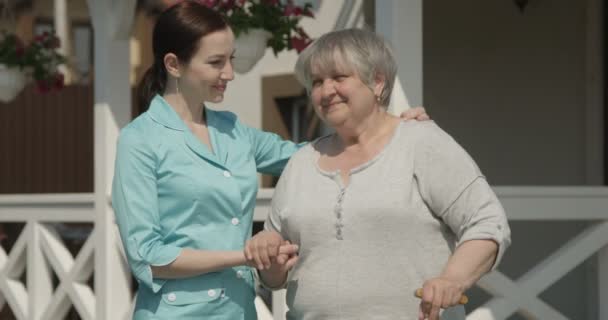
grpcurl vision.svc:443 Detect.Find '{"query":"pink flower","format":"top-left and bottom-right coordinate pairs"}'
top-left (291, 36), bottom-right (311, 53)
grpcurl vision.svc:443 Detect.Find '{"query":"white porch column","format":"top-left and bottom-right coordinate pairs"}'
top-left (375, 0), bottom-right (422, 112)
top-left (86, 0), bottom-right (136, 319)
top-left (601, 246), bottom-right (608, 320)
top-left (53, 0), bottom-right (72, 83)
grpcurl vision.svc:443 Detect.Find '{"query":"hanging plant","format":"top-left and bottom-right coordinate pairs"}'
top-left (0, 30), bottom-right (66, 94)
top-left (204, 0), bottom-right (314, 55)
top-left (166, 0), bottom-right (315, 73)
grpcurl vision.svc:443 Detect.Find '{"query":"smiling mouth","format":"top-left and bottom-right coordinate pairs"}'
top-left (213, 84), bottom-right (227, 92)
top-left (322, 101), bottom-right (344, 109)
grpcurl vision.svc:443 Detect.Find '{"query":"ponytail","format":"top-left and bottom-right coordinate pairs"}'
top-left (136, 62), bottom-right (166, 114)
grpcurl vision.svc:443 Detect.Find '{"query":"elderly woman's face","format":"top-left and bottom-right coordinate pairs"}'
top-left (309, 58), bottom-right (380, 127)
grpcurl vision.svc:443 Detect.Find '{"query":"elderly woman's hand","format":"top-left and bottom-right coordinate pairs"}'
top-left (417, 277), bottom-right (465, 320)
top-left (245, 231), bottom-right (298, 270)
top-left (269, 240), bottom-right (299, 272)
top-left (400, 106), bottom-right (430, 121)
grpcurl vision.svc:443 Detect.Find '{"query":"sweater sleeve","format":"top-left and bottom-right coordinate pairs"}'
top-left (413, 122), bottom-right (511, 270)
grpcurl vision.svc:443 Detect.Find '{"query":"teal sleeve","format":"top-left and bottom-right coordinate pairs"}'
top-left (111, 130), bottom-right (182, 293)
top-left (244, 125), bottom-right (306, 176)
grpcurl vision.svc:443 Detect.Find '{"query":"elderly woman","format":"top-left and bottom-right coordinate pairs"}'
top-left (245, 29), bottom-right (511, 320)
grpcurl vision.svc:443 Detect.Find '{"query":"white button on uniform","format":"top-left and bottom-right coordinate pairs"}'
top-left (236, 270), bottom-right (244, 279)
top-left (208, 289), bottom-right (217, 297)
top-left (231, 218), bottom-right (239, 225)
top-left (167, 293), bottom-right (176, 302)
top-left (223, 170), bottom-right (231, 178)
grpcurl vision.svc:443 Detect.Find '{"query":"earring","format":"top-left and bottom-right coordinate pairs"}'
top-left (175, 77), bottom-right (180, 94)
top-left (375, 95), bottom-right (381, 102)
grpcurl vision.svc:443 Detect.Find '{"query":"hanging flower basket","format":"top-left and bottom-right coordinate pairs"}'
top-left (185, 0), bottom-right (314, 74)
top-left (0, 64), bottom-right (26, 103)
top-left (0, 31), bottom-right (65, 102)
top-left (233, 29), bottom-right (272, 73)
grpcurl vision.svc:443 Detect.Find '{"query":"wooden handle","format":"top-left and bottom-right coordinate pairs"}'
top-left (415, 288), bottom-right (468, 305)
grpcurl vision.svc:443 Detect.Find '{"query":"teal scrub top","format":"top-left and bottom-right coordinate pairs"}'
top-left (111, 95), bottom-right (301, 319)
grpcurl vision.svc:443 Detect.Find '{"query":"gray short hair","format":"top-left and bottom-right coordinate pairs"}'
top-left (294, 28), bottom-right (397, 106)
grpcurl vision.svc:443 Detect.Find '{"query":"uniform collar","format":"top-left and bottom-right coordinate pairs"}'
top-left (148, 95), bottom-right (224, 166)
top-left (147, 94), bottom-right (190, 131)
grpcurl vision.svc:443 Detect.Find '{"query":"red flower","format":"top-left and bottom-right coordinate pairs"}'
top-left (295, 27), bottom-right (309, 38)
top-left (291, 36), bottom-right (311, 53)
top-left (53, 73), bottom-right (65, 90)
top-left (44, 36), bottom-right (61, 49)
top-left (13, 37), bottom-right (25, 57)
top-left (198, 0), bottom-right (217, 8)
top-left (36, 80), bottom-right (51, 93)
top-left (217, 0), bottom-right (236, 10)
top-left (283, 4), bottom-right (296, 16)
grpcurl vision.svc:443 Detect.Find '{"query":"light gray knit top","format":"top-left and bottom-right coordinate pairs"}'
top-left (264, 120), bottom-right (511, 320)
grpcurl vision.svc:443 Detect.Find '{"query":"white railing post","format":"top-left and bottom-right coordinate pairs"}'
top-left (600, 245), bottom-right (608, 320)
top-left (26, 222), bottom-right (53, 320)
top-left (86, 0), bottom-right (136, 319)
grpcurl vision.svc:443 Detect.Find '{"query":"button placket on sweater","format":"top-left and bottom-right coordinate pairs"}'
top-left (334, 188), bottom-right (346, 240)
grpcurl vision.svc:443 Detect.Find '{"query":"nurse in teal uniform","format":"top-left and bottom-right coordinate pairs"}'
top-left (112, 1), bottom-right (428, 319)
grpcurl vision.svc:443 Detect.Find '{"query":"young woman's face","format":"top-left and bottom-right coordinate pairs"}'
top-left (180, 27), bottom-right (235, 103)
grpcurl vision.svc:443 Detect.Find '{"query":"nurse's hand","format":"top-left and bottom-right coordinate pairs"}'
top-left (245, 231), bottom-right (298, 270)
top-left (400, 106), bottom-right (430, 121)
top-left (257, 240), bottom-right (299, 288)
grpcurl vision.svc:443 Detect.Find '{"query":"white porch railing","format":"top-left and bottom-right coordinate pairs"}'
top-left (1, 187), bottom-right (607, 320)
top-left (0, 194), bottom-right (96, 320)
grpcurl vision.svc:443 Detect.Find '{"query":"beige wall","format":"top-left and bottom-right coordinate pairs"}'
top-left (420, 1), bottom-right (602, 319)
top-left (423, 0), bottom-right (594, 186)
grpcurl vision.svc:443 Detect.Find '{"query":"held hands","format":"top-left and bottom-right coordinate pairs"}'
top-left (416, 277), bottom-right (466, 320)
top-left (244, 231), bottom-right (299, 272)
top-left (400, 106), bottom-right (430, 121)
